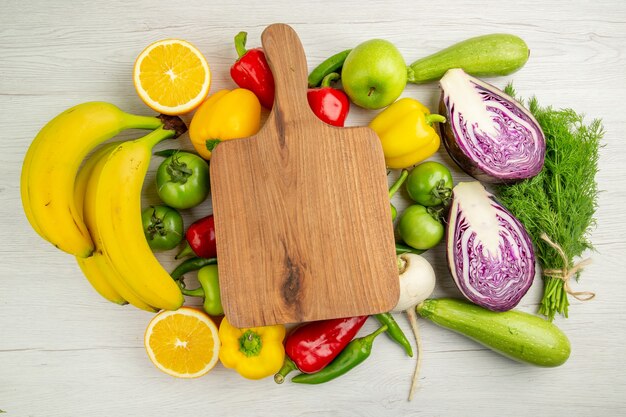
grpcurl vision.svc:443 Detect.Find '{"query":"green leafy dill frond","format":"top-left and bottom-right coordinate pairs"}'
top-left (497, 87), bottom-right (602, 272)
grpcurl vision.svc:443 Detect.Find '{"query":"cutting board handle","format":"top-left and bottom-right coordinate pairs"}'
top-left (261, 24), bottom-right (315, 124)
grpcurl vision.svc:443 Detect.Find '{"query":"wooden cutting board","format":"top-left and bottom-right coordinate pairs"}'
top-left (210, 23), bottom-right (398, 327)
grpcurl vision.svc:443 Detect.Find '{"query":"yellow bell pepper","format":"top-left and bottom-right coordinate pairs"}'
top-left (218, 316), bottom-right (286, 380)
top-left (188, 88), bottom-right (261, 159)
top-left (369, 97), bottom-right (446, 169)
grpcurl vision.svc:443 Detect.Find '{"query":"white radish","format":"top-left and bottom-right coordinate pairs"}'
top-left (392, 253), bottom-right (436, 401)
top-left (392, 254), bottom-right (436, 313)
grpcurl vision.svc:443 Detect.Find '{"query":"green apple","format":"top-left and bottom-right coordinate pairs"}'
top-left (341, 39), bottom-right (407, 109)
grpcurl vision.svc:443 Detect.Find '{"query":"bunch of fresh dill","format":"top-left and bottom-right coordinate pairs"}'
top-left (497, 85), bottom-right (603, 321)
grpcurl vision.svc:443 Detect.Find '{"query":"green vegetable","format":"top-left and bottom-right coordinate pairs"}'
top-left (308, 49), bottom-right (351, 87)
top-left (154, 148), bottom-right (192, 158)
top-left (497, 85), bottom-right (601, 320)
top-left (375, 312), bottom-right (413, 357)
top-left (395, 242), bottom-right (425, 255)
top-left (397, 205), bottom-right (444, 250)
top-left (141, 205), bottom-right (183, 251)
top-left (417, 298), bottom-right (571, 367)
top-left (389, 169), bottom-right (408, 220)
top-left (179, 265), bottom-right (223, 316)
top-left (406, 161), bottom-right (453, 207)
top-left (156, 151), bottom-right (210, 209)
top-left (407, 34), bottom-right (529, 84)
top-left (170, 256), bottom-right (217, 281)
top-left (291, 325), bottom-right (387, 384)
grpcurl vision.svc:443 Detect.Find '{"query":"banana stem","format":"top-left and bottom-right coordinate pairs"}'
top-left (122, 114), bottom-right (163, 130)
top-left (141, 126), bottom-right (178, 149)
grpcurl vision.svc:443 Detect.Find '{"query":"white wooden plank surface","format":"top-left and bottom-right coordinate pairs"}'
top-left (1, 0), bottom-right (625, 415)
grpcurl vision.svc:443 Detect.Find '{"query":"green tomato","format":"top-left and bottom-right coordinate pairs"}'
top-left (397, 204), bottom-right (444, 250)
top-left (141, 205), bottom-right (184, 251)
top-left (406, 161), bottom-right (453, 207)
top-left (156, 151), bottom-right (209, 209)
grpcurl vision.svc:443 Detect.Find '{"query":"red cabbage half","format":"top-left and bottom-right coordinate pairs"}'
top-left (438, 68), bottom-right (545, 184)
top-left (447, 182), bottom-right (535, 311)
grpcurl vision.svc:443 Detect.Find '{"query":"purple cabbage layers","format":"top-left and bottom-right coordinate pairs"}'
top-left (438, 68), bottom-right (545, 184)
top-left (447, 182), bottom-right (535, 312)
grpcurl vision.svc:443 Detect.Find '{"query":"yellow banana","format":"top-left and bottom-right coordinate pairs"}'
top-left (82, 144), bottom-right (158, 313)
top-left (95, 127), bottom-right (184, 311)
top-left (73, 142), bottom-right (127, 305)
top-left (21, 102), bottom-right (164, 257)
top-left (75, 257), bottom-right (127, 306)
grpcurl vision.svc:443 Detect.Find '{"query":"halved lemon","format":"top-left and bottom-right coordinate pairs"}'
top-left (133, 39), bottom-right (211, 115)
top-left (144, 307), bottom-right (220, 378)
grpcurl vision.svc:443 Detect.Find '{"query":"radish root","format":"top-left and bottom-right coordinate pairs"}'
top-left (406, 307), bottom-right (422, 401)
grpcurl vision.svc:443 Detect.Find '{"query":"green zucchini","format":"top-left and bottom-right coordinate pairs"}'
top-left (407, 34), bottom-right (529, 84)
top-left (416, 298), bottom-right (570, 367)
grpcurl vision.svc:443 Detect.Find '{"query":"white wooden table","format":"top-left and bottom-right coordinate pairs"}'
top-left (2, 1), bottom-right (625, 415)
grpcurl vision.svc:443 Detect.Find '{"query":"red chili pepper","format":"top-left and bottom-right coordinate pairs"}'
top-left (175, 215), bottom-right (217, 260)
top-left (307, 72), bottom-right (350, 127)
top-left (230, 31), bottom-right (275, 109)
top-left (274, 315), bottom-right (368, 383)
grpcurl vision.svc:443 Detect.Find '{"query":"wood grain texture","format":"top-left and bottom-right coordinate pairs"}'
top-left (1, 0), bottom-right (626, 416)
top-left (211, 24), bottom-right (397, 327)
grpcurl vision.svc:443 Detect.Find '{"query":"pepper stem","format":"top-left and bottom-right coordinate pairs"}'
top-left (175, 242), bottom-right (194, 260)
top-left (234, 32), bottom-right (248, 59)
top-left (388, 169), bottom-right (409, 198)
top-left (363, 324), bottom-right (388, 343)
top-left (320, 72), bottom-right (340, 88)
top-left (206, 139), bottom-right (221, 152)
top-left (274, 356), bottom-right (297, 384)
top-left (177, 277), bottom-right (205, 297)
top-left (239, 330), bottom-right (263, 357)
top-left (181, 286), bottom-right (205, 297)
top-left (425, 114), bottom-right (446, 125)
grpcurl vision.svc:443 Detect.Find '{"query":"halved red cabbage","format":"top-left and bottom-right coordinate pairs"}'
top-left (447, 182), bottom-right (535, 312)
top-left (438, 68), bottom-right (545, 184)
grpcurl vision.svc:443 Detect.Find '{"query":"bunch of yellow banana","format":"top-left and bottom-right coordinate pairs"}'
top-left (21, 102), bottom-right (186, 311)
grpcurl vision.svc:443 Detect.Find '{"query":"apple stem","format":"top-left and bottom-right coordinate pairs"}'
top-left (368, 87), bottom-right (375, 97)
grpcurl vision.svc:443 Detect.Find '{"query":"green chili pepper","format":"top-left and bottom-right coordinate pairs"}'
top-left (307, 49), bottom-right (352, 87)
top-left (395, 242), bottom-right (425, 255)
top-left (154, 148), bottom-right (183, 158)
top-left (170, 257), bottom-right (217, 281)
top-left (389, 169), bottom-right (409, 221)
top-left (178, 265), bottom-right (223, 316)
top-left (375, 313), bottom-right (413, 357)
top-left (291, 324), bottom-right (387, 384)
top-left (178, 264), bottom-right (224, 316)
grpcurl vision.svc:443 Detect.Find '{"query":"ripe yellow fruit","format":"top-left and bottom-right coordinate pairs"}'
top-left (144, 307), bottom-right (220, 378)
top-left (133, 39), bottom-right (211, 115)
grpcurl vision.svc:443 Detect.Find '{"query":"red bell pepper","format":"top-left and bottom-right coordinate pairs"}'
top-left (307, 72), bottom-right (350, 127)
top-left (175, 215), bottom-right (217, 260)
top-left (230, 31), bottom-right (275, 109)
top-left (274, 315), bottom-right (368, 383)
